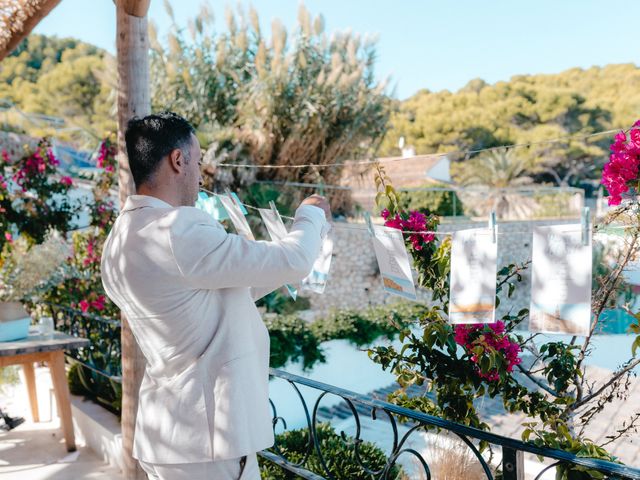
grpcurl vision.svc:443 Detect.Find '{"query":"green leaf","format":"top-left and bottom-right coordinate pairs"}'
top-left (632, 336), bottom-right (640, 357)
top-left (385, 185), bottom-right (394, 196)
top-left (557, 423), bottom-right (572, 443)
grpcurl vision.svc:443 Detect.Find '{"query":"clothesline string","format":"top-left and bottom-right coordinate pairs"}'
top-left (213, 128), bottom-right (624, 170)
top-left (198, 188), bottom-right (639, 237)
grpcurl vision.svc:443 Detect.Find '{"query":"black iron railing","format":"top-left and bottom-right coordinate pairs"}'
top-left (34, 303), bottom-right (122, 413)
top-left (41, 303), bottom-right (122, 381)
top-left (264, 368), bottom-right (640, 480)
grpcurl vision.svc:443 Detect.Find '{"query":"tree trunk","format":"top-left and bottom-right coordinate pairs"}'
top-left (116, 2), bottom-right (150, 479)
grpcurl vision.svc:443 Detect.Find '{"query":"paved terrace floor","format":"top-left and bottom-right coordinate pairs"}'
top-left (0, 366), bottom-right (122, 480)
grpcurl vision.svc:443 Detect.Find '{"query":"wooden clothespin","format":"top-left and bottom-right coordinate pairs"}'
top-left (269, 200), bottom-right (279, 216)
top-left (224, 188), bottom-right (235, 204)
top-left (364, 212), bottom-right (375, 236)
top-left (489, 211), bottom-right (497, 244)
top-left (581, 207), bottom-right (591, 246)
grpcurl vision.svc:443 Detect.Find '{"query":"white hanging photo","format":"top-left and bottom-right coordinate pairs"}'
top-left (449, 228), bottom-right (497, 324)
top-left (529, 224), bottom-right (592, 336)
top-left (219, 194), bottom-right (255, 241)
top-left (258, 207), bottom-right (298, 299)
top-left (370, 225), bottom-right (417, 301)
top-left (258, 208), bottom-right (289, 239)
top-left (301, 232), bottom-right (334, 294)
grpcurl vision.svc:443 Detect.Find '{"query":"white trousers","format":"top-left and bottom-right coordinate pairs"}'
top-left (139, 453), bottom-right (260, 480)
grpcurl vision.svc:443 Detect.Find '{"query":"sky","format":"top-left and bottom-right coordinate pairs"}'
top-left (33, 0), bottom-right (640, 100)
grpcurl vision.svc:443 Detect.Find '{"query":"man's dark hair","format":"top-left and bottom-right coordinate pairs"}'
top-left (125, 112), bottom-right (195, 188)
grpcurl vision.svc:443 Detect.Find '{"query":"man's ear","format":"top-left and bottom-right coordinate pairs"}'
top-left (168, 148), bottom-right (183, 174)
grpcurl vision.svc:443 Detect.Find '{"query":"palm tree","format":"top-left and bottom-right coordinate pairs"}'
top-left (456, 148), bottom-right (536, 219)
top-left (458, 148), bottom-right (533, 188)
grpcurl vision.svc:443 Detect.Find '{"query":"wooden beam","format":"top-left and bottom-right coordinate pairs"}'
top-left (119, 0), bottom-right (152, 18)
top-left (0, 0), bottom-right (63, 61)
top-left (116, 2), bottom-right (150, 478)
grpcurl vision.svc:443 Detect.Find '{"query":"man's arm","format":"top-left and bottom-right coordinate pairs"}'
top-left (169, 205), bottom-right (327, 290)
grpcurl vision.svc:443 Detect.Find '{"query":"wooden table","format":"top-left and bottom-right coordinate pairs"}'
top-left (0, 328), bottom-right (90, 452)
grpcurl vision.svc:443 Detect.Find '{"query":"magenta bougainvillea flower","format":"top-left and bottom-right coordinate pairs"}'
top-left (381, 208), bottom-right (436, 251)
top-left (454, 321), bottom-right (522, 382)
top-left (96, 139), bottom-right (117, 173)
top-left (60, 176), bottom-right (73, 187)
top-left (602, 121), bottom-right (640, 205)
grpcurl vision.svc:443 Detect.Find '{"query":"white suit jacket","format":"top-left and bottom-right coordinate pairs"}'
top-left (100, 194), bottom-right (326, 464)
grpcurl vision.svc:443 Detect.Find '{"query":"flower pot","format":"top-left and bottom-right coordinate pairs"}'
top-left (0, 301), bottom-right (28, 322)
top-left (0, 301), bottom-right (31, 341)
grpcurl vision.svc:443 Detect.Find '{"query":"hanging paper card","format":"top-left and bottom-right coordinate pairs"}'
top-left (195, 192), bottom-right (248, 221)
top-left (371, 225), bottom-right (417, 300)
top-left (258, 207), bottom-right (298, 300)
top-left (530, 224), bottom-right (592, 335)
top-left (219, 194), bottom-right (255, 240)
top-left (449, 228), bottom-right (497, 324)
top-left (301, 232), bottom-right (334, 294)
top-left (258, 208), bottom-right (288, 239)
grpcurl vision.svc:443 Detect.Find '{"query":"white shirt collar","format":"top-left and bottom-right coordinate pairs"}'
top-left (121, 195), bottom-right (174, 212)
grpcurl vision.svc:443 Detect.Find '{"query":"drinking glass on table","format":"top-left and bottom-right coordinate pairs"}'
top-left (38, 316), bottom-right (54, 339)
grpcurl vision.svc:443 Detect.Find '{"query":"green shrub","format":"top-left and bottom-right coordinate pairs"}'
top-left (265, 314), bottom-right (325, 370)
top-left (259, 422), bottom-right (406, 479)
top-left (257, 290), bottom-right (312, 315)
top-left (266, 302), bottom-right (429, 371)
top-left (398, 185), bottom-right (464, 217)
top-left (67, 361), bottom-right (121, 415)
top-left (311, 302), bottom-right (429, 346)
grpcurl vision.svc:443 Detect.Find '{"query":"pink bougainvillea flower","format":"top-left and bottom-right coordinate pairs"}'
top-left (384, 214), bottom-right (404, 231)
top-left (60, 176), bottom-right (73, 186)
top-left (90, 295), bottom-right (106, 311)
top-left (4, 232), bottom-right (12, 243)
top-left (381, 209), bottom-right (436, 251)
top-left (453, 322), bottom-right (522, 382)
top-left (47, 149), bottom-right (59, 167)
top-left (79, 300), bottom-right (90, 313)
top-left (602, 124), bottom-right (640, 205)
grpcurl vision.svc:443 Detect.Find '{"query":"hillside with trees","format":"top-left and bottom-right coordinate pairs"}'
top-left (0, 34), bottom-right (115, 146)
top-left (382, 64), bottom-right (640, 188)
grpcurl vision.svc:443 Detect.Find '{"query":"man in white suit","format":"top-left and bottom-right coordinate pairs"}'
top-left (101, 112), bottom-right (330, 479)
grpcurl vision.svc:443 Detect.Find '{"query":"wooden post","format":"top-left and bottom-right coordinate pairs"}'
top-left (116, 1), bottom-right (150, 478)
